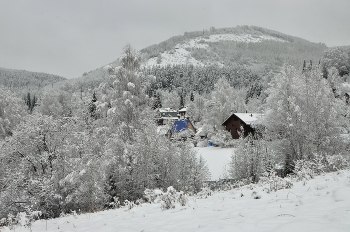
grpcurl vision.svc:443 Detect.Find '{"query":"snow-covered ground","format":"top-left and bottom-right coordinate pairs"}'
top-left (5, 170), bottom-right (350, 232)
top-left (195, 146), bottom-right (234, 180)
top-left (143, 33), bottom-right (287, 68)
top-left (145, 47), bottom-right (205, 67)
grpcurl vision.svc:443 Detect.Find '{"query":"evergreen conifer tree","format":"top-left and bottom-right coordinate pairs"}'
top-left (92, 91), bottom-right (97, 102)
top-left (302, 60), bottom-right (306, 72)
top-left (153, 93), bottom-right (162, 109)
top-left (179, 94), bottom-right (184, 109)
top-left (88, 93), bottom-right (97, 119)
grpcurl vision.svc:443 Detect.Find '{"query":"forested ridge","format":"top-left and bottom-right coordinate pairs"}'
top-left (141, 25), bottom-right (326, 73)
top-left (0, 67), bottom-right (66, 92)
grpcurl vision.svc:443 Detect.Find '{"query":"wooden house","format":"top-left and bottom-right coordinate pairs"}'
top-left (222, 113), bottom-right (263, 139)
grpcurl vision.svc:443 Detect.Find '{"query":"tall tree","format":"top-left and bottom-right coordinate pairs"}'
top-left (152, 92), bottom-right (162, 109)
top-left (190, 92), bottom-right (194, 102)
top-left (179, 94), bottom-right (184, 109)
top-left (264, 65), bottom-right (346, 173)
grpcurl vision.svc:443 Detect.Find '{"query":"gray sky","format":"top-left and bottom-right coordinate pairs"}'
top-left (1, 0), bottom-right (349, 79)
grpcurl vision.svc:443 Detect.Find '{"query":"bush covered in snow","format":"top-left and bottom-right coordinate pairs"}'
top-left (259, 172), bottom-right (293, 192)
top-left (210, 130), bottom-right (235, 147)
top-left (161, 186), bottom-right (188, 210)
top-left (143, 187), bottom-right (189, 210)
top-left (0, 209), bottom-right (42, 229)
top-left (196, 187), bottom-right (212, 199)
top-left (293, 154), bottom-right (349, 180)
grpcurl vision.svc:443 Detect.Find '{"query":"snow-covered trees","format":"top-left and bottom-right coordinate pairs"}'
top-left (0, 88), bottom-right (27, 139)
top-left (187, 93), bottom-right (205, 123)
top-left (0, 113), bottom-right (110, 218)
top-left (37, 90), bottom-right (73, 117)
top-left (78, 45), bottom-right (211, 205)
top-left (263, 65), bottom-right (347, 174)
top-left (158, 90), bottom-right (180, 110)
top-left (322, 47), bottom-right (349, 77)
top-left (205, 78), bottom-right (235, 128)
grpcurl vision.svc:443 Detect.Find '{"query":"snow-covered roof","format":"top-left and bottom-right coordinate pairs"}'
top-left (159, 108), bottom-right (177, 113)
top-left (178, 107), bottom-right (187, 112)
top-left (159, 110), bottom-right (179, 119)
top-left (234, 113), bottom-right (263, 125)
top-left (222, 113), bottom-right (264, 125)
top-left (160, 117), bottom-right (179, 120)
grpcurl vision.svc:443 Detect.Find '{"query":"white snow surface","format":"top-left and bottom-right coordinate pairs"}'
top-left (145, 47), bottom-right (205, 67)
top-left (6, 169), bottom-right (350, 232)
top-left (143, 33), bottom-right (287, 68)
top-left (232, 113), bottom-right (264, 125)
top-left (195, 146), bottom-right (234, 180)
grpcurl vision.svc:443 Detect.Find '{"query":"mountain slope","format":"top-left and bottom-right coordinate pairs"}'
top-left (141, 26), bottom-right (327, 73)
top-left (57, 26), bottom-right (328, 95)
top-left (0, 67), bottom-right (66, 92)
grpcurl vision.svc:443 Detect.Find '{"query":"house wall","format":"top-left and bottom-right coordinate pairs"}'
top-left (187, 121), bottom-right (197, 134)
top-left (223, 115), bottom-right (255, 139)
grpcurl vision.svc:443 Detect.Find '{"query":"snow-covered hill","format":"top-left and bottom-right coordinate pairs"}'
top-left (5, 170), bottom-right (350, 232)
top-left (143, 33), bottom-right (287, 68)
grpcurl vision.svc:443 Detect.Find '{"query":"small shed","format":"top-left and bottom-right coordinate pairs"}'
top-left (222, 113), bottom-right (263, 139)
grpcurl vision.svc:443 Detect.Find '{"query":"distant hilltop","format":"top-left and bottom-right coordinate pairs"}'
top-left (140, 25), bottom-right (327, 73)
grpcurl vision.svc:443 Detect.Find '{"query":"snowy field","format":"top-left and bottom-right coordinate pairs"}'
top-left (4, 169), bottom-right (350, 232)
top-left (194, 146), bottom-right (234, 180)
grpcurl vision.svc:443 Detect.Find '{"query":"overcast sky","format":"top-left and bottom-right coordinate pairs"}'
top-left (1, 0), bottom-right (349, 79)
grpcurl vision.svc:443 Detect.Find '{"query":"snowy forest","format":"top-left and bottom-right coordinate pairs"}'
top-left (1, 36), bottom-right (350, 228)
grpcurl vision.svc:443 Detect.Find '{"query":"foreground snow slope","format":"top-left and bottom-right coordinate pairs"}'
top-left (195, 146), bottom-right (234, 180)
top-left (6, 170), bottom-right (350, 232)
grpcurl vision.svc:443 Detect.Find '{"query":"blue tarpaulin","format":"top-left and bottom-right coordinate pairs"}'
top-left (171, 119), bottom-right (189, 132)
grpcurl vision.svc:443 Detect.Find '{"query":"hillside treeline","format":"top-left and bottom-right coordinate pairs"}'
top-left (0, 68), bottom-right (65, 92)
top-left (144, 64), bottom-right (260, 95)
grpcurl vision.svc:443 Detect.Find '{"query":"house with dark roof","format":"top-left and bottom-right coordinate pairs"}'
top-left (222, 113), bottom-right (263, 139)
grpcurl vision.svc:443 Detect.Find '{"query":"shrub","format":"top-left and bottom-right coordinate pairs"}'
top-left (160, 186), bottom-right (188, 210)
top-left (293, 154), bottom-right (349, 180)
top-left (259, 172), bottom-right (293, 192)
